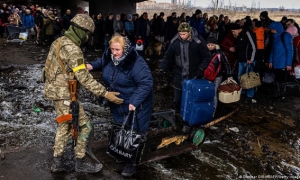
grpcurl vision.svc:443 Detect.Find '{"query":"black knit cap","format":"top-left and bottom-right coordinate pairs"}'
top-left (260, 11), bottom-right (268, 18)
top-left (206, 36), bottom-right (217, 44)
top-left (195, 9), bottom-right (202, 15)
top-left (231, 23), bottom-right (242, 30)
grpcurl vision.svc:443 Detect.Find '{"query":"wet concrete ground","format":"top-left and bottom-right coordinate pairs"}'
top-left (0, 37), bottom-right (300, 179)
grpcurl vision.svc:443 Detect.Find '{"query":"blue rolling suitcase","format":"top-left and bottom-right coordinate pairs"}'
top-left (180, 79), bottom-right (215, 126)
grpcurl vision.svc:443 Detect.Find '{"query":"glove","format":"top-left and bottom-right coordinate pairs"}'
top-left (156, 69), bottom-right (165, 78)
top-left (105, 92), bottom-right (124, 104)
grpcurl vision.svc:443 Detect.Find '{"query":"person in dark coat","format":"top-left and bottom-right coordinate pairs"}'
top-left (259, 11), bottom-right (274, 27)
top-left (189, 9), bottom-right (205, 37)
top-left (93, 13), bottom-right (104, 51)
top-left (62, 9), bottom-right (73, 32)
top-left (231, 23), bottom-right (257, 103)
top-left (103, 13), bottom-right (114, 50)
top-left (125, 14), bottom-right (135, 44)
top-left (158, 22), bottom-right (211, 114)
top-left (34, 8), bottom-right (44, 44)
top-left (221, 26), bottom-right (237, 72)
top-left (153, 12), bottom-right (165, 41)
top-left (206, 36), bottom-right (232, 108)
top-left (136, 12), bottom-right (151, 54)
top-left (86, 35), bottom-right (153, 177)
top-left (164, 17), bottom-right (179, 51)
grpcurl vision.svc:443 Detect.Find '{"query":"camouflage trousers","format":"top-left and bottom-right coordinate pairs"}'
top-left (53, 100), bottom-right (92, 158)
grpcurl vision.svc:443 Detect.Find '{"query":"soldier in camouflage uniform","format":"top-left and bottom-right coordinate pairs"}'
top-left (44, 14), bottom-right (124, 173)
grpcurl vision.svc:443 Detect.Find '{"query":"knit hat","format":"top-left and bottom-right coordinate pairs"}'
top-left (206, 36), bottom-right (217, 44)
top-left (260, 11), bottom-right (268, 18)
top-left (127, 14), bottom-right (132, 19)
top-left (281, 16), bottom-right (287, 21)
top-left (178, 22), bottom-right (191, 32)
top-left (195, 9), bottom-right (202, 15)
top-left (286, 26), bottom-right (298, 36)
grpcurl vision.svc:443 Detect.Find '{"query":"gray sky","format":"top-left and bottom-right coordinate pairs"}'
top-left (154, 0), bottom-right (300, 9)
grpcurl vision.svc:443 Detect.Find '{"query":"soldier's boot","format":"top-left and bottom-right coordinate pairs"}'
top-left (51, 156), bottom-right (70, 172)
top-left (75, 156), bottom-right (103, 173)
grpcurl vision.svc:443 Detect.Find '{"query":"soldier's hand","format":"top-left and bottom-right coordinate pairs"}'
top-left (105, 92), bottom-right (124, 104)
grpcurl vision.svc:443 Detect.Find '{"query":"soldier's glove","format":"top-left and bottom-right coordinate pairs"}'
top-left (105, 92), bottom-right (124, 104)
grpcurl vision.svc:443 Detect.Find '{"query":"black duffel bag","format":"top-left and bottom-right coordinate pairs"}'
top-left (107, 111), bottom-right (146, 166)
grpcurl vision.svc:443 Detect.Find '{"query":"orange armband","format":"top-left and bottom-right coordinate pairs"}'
top-left (56, 114), bottom-right (72, 124)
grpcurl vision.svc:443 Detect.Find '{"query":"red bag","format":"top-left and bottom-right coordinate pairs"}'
top-left (204, 53), bottom-right (221, 81)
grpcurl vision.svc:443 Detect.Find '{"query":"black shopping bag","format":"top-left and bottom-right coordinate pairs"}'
top-left (106, 111), bottom-right (146, 165)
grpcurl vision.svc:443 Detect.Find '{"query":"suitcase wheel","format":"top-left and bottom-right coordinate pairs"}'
top-left (193, 128), bottom-right (206, 146)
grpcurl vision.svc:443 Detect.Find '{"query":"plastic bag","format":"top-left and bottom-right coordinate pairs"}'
top-left (19, 31), bottom-right (28, 40)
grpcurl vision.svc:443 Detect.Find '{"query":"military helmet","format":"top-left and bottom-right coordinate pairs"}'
top-left (70, 14), bottom-right (95, 33)
top-left (178, 22), bottom-right (191, 32)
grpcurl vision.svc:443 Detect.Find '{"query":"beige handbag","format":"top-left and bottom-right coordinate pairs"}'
top-left (240, 65), bottom-right (261, 89)
top-left (218, 78), bottom-right (242, 103)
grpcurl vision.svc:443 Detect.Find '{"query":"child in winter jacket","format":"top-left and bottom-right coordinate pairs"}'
top-left (206, 35), bottom-right (232, 108)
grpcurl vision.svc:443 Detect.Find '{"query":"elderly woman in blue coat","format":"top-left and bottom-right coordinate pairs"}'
top-left (86, 34), bottom-right (153, 177)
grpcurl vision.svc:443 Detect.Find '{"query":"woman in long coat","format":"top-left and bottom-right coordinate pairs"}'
top-left (87, 35), bottom-right (153, 177)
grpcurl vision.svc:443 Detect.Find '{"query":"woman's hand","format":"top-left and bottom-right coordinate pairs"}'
top-left (229, 47), bottom-right (235, 52)
top-left (269, 63), bottom-right (273, 69)
top-left (86, 63), bottom-right (93, 70)
top-left (129, 104), bottom-right (136, 111)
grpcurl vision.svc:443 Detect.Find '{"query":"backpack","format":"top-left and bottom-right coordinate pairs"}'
top-left (204, 53), bottom-right (221, 81)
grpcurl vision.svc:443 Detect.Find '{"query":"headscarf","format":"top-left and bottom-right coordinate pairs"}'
top-left (111, 36), bottom-right (131, 66)
top-left (286, 26), bottom-right (299, 38)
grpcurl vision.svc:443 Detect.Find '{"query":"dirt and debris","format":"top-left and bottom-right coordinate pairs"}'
top-left (0, 37), bottom-right (300, 179)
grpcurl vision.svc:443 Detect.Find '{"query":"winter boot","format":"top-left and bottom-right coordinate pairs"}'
top-left (51, 156), bottom-right (71, 172)
top-left (121, 163), bottom-right (136, 177)
top-left (75, 156), bottom-right (103, 173)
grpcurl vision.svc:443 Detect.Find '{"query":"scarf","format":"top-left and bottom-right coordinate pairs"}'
top-left (111, 37), bottom-right (131, 66)
top-left (64, 25), bottom-right (87, 46)
top-left (179, 37), bottom-right (192, 79)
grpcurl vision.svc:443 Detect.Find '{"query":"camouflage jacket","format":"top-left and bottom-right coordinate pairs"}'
top-left (44, 36), bottom-right (107, 100)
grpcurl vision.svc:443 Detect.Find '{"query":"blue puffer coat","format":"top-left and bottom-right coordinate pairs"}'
top-left (90, 46), bottom-right (153, 132)
top-left (269, 22), bottom-right (293, 69)
top-left (22, 14), bottom-right (35, 29)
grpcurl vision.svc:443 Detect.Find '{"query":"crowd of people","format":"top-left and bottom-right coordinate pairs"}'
top-left (2, 2), bottom-right (300, 177)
